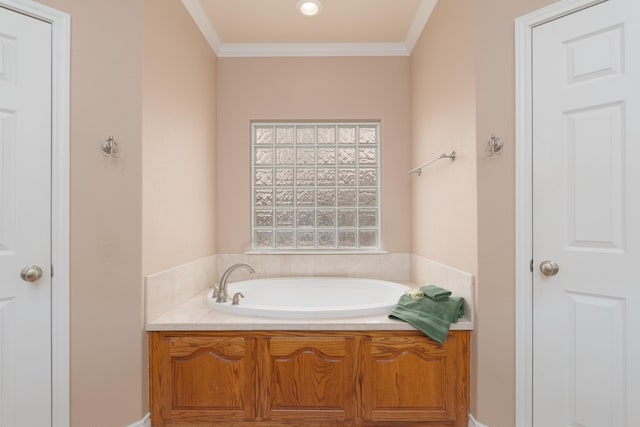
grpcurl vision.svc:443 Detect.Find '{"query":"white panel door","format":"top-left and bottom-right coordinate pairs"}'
top-left (0, 6), bottom-right (52, 427)
top-left (533, 0), bottom-right (640, 426)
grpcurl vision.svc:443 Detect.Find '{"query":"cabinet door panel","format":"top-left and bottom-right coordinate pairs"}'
top-left (262, 335), bottom-right (358, 421)
top-left (150, 333), bottom-right (256, 426)
top-left (362, 332), bottom-right (469, 426)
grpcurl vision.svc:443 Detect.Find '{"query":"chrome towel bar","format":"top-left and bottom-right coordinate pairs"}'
top-left (408, 150), bottom-right (456, 176)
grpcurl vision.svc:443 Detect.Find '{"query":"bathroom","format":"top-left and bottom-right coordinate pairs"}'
top-left (1, 0), bottom-right (637, 426)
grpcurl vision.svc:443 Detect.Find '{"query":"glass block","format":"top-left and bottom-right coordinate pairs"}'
top-left (276, 189), bottom-right (294, 206)
top-left (296, 148), bottom-right (315, 165)
top-left (255, 230), bottom-right (273, 248)
top-left (317, 126), bottom-right (336, 144)
top-left (358, 209), bottom-right (377, 227)
top-left (276, 209), bottom-right (294, 227)
top-left (255, 189), bottom-right (273, 207)
top-left (338, 126), bottom-right (356, 144)
top-left (255, 148), bottom-right (273, 165)
top-left (359, 148), bottom-right (377, 165)
top-left (318, 231), bottom-right (336, 248)
top-left (358, 126), bottom-right (377, 144)
top-left (296, 126), bottom-right (315, 145)
top-left (255, 168), bottom-right (273, 186)
top-left (253, 121), bottom-right (380, 251)
top-left (296, 168), bottom-right (315, 186)
top-left (297, 231), bottom-right (315, 248)
top-left (255, 210), bottom-right (273, 227)
top-left (276, 230), bottom-right (294, 248)
top-left (337, 168), bottom-right (356, 186)
top-left (317, 189), bottom-right (336, 206)
top-left (317, 148), bottom-right (336, 164)
top-left (338, 148), bottom-right (356, 165)
top-left (358, 189), bottom-right (377, 206)
top-left (296, 209), bottom-right (315, 228)
top-left (317, 168), bottom-right (335, 186)
top-left (338, 230), bottom-right (357, 248)
top-left (276, 126), bottom-right (294, 145)
top-left (358, 230), bottom-right (377, 248)
top-left (359, 168), bottom-right (377, 186)
top-left (338, 209), bottom-right (357, 227)
top-left (276, 147), bottom-right (294, 165)
top-left (296, 189), bottom-right (315, 206)
top-left (255, 126), bottom-right (273, 145)
top-left (275, 168), bottom-right (293, 186)
top-left (338, 189), bottom-right (356, 207)
top-left (317, 209), bottom-right (336, 227)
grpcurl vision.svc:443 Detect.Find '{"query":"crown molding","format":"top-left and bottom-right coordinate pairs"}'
top-left (182, 0), bottom-right (437, 58)
top-left (405, 0), bottom-right (438, 53)
top-left (181, 0), bottom-right (222, 55)
top-left (217, 42), bottom-right (409, 57)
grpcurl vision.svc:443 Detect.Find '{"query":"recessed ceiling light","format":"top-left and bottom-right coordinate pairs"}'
top-left (297, 0), bottom-right (322, 17)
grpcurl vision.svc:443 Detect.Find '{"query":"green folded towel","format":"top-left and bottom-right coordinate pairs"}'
top-left (420, 285), bottom-right (452, 301)
top-left (388, 294), bottom-right (464, 344)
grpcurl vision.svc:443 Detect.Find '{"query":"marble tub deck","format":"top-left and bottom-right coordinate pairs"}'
top-left (146, 287), bottom-right (474, 332)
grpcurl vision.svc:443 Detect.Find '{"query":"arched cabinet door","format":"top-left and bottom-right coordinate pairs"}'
top-left (149, 332), bottom-right (257, 426)
top-left (362, 331), bottom-right (470, 427)
top-left (261, 333), bottom-right (358, 422)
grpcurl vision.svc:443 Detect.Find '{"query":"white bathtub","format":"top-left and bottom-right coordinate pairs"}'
top-left (207, 277), bottom-right (409, 319)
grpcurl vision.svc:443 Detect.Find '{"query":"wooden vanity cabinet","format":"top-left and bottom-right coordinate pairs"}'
top-left (149, 331), bottom-right (469, 427)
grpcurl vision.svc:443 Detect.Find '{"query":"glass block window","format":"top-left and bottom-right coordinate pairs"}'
top-left (252, 122), bottom-right (380, 250)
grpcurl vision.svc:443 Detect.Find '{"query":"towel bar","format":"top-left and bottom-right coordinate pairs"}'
top-left (408, 150), bottom-right (456, 176)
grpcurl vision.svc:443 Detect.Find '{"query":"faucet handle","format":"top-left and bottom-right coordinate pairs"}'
top-left (232, 292), bottom-right (245, 305)
top-left (211, 285), bottom-right (220, 299)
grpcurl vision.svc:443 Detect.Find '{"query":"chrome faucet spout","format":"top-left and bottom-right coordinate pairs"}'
top-left (216, 263), bottom-right (255, 303)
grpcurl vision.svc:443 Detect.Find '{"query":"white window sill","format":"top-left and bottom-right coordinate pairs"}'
top-left (244, 249), bottom-right (388, 255)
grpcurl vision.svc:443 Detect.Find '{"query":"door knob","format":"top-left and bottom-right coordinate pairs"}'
top-left (20, 265), bottom-right (43, 283)
top-left (539, 260), bottom-right (559, 277)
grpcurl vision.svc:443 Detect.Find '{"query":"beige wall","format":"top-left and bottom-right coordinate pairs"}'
top-left (216, 57), bottom-right (412, 253)
top-left (410, 0), bottom-right (479, 422)
top-left (37, 0), bottom-right (145, 425)
top-left (410, 0), bottom-right (477, 275)
top-left (142, 0), bottom-right (218, 276)
top-left (473, 1), bottom-right (557, 426)
top-left (35, 0), bottom-right (218, 425)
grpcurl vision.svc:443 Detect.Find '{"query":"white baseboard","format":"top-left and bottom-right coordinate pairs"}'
top-left (469, 413), bottom-right (489, 427)
top-left (126, 413), bottom-right (150, 427)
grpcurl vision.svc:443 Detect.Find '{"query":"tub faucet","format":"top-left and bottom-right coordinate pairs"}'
top-left (215, 263), bottom-right (255, 303)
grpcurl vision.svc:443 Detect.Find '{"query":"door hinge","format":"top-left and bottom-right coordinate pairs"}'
top-left (530, 259), bottom-right (533, 272)
top-left (51, 264), bottom-right (54, 278)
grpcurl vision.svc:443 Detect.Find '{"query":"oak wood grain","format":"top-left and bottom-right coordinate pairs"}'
top-left (149, 330), bottom-right (470, 427)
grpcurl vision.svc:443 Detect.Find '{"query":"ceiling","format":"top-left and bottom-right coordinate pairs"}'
top-left (181, 0), bottom-right (438, 57)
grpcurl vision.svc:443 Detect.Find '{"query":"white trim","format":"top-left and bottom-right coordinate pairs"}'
top-left (217, 42), bottom-right (409, 57)
top-left (126, 413), bottom-right (151, 427)
top-left (514, 2), bottom-right (607, 427)
top-left (181, 0), bottom-right (222, 55)
top-left (0, 1), bottom-right (70, 426)
top-left (404, 0), bottom-right (438, 53)
top-left (469, 413), bottom-right (489, 427)
top-left (180, 0), bottom-right (435, 57)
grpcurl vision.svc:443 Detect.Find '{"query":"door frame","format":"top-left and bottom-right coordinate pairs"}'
top-left (514, 1), bottom-right (608, 426)
top-left (0, 1), bottom-right (70, 426)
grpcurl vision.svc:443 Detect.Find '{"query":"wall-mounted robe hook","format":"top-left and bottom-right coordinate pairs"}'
top-left (101, 136), bottom-right (120, 158)
top-left (485, 135), bottom-right (503, 156)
